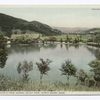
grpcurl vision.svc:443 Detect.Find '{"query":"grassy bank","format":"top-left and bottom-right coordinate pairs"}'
top-left (0, 75), bottom-right (100, 91)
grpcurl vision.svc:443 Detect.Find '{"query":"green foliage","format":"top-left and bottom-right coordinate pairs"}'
top-left (36, 58), bottom-right (52, 75)
top-left (73, 35), bottom-right (82, 43)
top-left (89, 59), bottom-right (100, 83)
top-left (65, 35), bottom-right (70, 43)
top-left (36, 58), bottom-right (52, 84)
top-left (17, 61), bottom-right (33, 82)
top-left (0, 13), bottom-right (62, 36)
top-left (60, 38), bottom-right (63, 43)
top-left (60, 60), bottom-right (77, 84)
top-left (0, 34), bottom-right (7, 68)
top-left (0, 74), bottom-right (100, 91)
top-left (94, 34), bottom-right (100, 43)
top-left (0, 48), bottom-right (7, 68)
top-left (48, 36), bottom-right (57, 42)
top-left (89, 60), bottom-right (100, 68)
top-left (0, 34), bottom-right (7, 46)
top-left (75, 69), bottom-right (88, 85)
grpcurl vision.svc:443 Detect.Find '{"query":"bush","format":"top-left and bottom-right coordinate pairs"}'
top-left (17, 61), bottom-right (33, 82)
top-left (60, 60), bottom-right (77, 85)
top-left (36, 58), bottom-right (52, 84)
top-left (89, 59), bottom-right (100, 83)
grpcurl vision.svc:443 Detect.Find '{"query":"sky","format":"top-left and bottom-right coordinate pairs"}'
top-left (0, 5), bottom-right (100, 28)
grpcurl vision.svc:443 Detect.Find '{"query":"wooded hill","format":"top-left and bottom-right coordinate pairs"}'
top-left (0, 13), bottom-right (63, 37)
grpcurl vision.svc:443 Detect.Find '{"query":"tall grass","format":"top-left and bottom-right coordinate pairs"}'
top-left (0, 75), bottom-right (100, 91)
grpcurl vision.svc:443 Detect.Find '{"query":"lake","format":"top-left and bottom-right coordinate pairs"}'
top-left (0, 43), bottom-right (99, 84)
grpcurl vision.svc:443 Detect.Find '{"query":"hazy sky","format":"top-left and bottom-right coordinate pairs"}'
top-left (0, 5), bottom-right (100, 28)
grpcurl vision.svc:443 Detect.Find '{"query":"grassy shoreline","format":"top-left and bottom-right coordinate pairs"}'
top-left (0, 75), bottom-right (100, 91)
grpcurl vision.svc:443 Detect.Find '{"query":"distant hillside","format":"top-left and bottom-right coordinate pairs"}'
top-left (0, 13), bottom-right (62, 36)
top-left (85, 28), bottom-right (100, 34)
top-left (54, 27), bottom-right (90, 34)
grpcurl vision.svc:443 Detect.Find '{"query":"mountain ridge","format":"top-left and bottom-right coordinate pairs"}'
top-left (0, 13), bottom-right (62, 36)
top-left (54, 27), bottom-right (90, 33)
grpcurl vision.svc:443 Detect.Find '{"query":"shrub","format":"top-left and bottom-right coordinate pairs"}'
top-left (60, 60), bottom-right (77, 85)
top-left (17, 61), bottom-right (33, 82)
top-left (36, 58), bottom-right (52, 84)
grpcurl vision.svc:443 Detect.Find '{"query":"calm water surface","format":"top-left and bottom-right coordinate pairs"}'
top-left (0, 43), bottom-right (99, 84)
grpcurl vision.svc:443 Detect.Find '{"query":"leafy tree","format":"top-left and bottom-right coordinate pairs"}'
top-left (76, 69), bottom-right (96, 87)
top-left (89, 59), bottom-right (100, 84)
top-left (73, 36), bottom-right (80, 44)
top-left (0, 34), bottom-right (7, 68)
top-left (60, 60), bottom-right (77, 85)
top-left (60, 38), bottom-right (63, 43)
top-left (75, 69), bottom-right (88, 85)
top-left (89, 60), bottom-right (100, 68)
top-left (0, 48), bottom-right (7, 68)
top-left (48, 36), bottom-right (57, 43)
top-left (36, 58), bottom-right (52, 84)
top-left (0, 34), bottom-right (7, 47)
top-left (17, 60), bottom-right (33, 82)
top-left (65, 34), bottom-right (70, 43)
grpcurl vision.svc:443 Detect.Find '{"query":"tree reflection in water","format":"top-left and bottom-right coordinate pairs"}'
top-left (74, 44), bottom-right (79, 49)
top-left (87, 46), bottom-right (100, 60)
top-left (9, 44), bottom-right (41, 54)
top-left (60, 44), bottom-right (63, 48)
top-left (65, 44), bottom-right (79, 51)
top-left (43, 43), bottom-right (57, 49)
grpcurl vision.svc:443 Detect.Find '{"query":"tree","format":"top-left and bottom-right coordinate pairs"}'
top-left (36, 58), bottom-right (52, 84)
top-left (0, 34), bottom-right (7, 48)
top-left (89, 59), bottom-right (100, 85)
top-left (0, 34), bottom-right (7, 68)
top-left (60, 38), bottom-right (63, 43)
top-left (60, 60), bottom-right (77, 85)
top-left (17, 60), bottom-right (33, 82)
top-left (48, 36), bottom-right (57, 43)
top-left (89, 60), bottom-right (100, 68)
top-left (0, 48), bottom-right (7, 68)
top-left (73, 35), bottom-right (80, 44)
top-left (93, 34), bottom-right (100, 45)
top-left (75, 69), bottom-right (88, 86)
top-left (65, 34), bottom-right (70, 43)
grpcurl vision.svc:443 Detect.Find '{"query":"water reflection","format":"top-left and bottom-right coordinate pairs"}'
top-left (8, 44), bottom-right (41, 54)
top-left (87, 46), bottom-right (100, 60)
top-left (0, 44), bottom-right (99, 83)
top-left (74, 44), bottom-right (80, 49)
top-left (42, 43), bottom-right (57, 49)
top-left (8, 43), bottom-right (57, 54)
top-left (60, 44), bottom-right (63, 48)
top-left (64, 44), bottom-right (80, 50)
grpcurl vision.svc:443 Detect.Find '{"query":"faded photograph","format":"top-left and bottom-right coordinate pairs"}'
top-left (0, 5), bottom-right (100, 93)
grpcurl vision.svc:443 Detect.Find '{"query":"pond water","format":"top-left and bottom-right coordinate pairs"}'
top-left (0, 43), bottom-right (99, 84)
